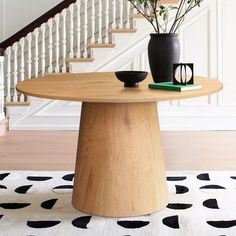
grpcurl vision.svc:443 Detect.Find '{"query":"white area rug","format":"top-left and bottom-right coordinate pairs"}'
top-left (1, 171), bottom-right (236, 236)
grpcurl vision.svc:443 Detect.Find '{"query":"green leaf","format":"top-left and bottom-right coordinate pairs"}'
top-left (163, 12), bottom-right (168, 21)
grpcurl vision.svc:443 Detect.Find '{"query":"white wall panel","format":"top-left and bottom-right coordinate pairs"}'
top-left (218, 0), bottom-right (236, 107)
top-left (179, 7), bottom-right (211, 106)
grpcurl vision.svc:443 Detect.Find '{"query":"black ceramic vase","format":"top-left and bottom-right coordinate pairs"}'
top-left (148, 33), bottom-right (180, 83)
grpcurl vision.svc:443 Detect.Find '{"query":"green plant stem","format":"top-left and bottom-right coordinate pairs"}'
top-left (170, 0), bottom-right (202, 33)
top-left (165, 12), bottom-right (169, 33)
top-left (130, 1), bottom-right (158, 32)
top-left (173, 16), bottom-right (185, 33)
top-left (151, 1), bottom-right (160, 33)
top-left (172, 1), bottom-right (200, 32)
top-left (169, 0), bottom-right (185, 33)
top-left (128, 0), bottom-right (203, 34)
top-left (176, 2), bottom-right (200, 22)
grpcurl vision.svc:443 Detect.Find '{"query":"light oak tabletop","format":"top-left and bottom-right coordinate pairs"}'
top-left (16, 72), bottom-right (223, 103)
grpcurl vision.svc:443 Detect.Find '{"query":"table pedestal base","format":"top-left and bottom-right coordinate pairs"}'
top-left (72, 102), bottom-right (168, 217)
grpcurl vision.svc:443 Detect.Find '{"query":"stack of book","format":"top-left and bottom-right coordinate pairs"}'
top-left (149, 82), bottom-right (202, 92)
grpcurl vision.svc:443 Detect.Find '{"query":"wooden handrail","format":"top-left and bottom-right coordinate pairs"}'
top-left (0, 0), bottom-right (77, 56)
top-left (0, 48), bottom-right (4, 56)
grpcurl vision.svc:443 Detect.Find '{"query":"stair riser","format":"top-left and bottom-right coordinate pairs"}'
top-left (91, 48), bottom-right (115, 62)
top-left (69, 62), bottom-right (93, 73)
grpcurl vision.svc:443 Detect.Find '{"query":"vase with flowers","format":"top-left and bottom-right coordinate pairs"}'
top-left (128, 0), bottom-right (203, 83)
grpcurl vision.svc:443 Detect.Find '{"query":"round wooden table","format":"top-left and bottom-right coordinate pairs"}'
top-left (16, 72), bottom-right (223, 217)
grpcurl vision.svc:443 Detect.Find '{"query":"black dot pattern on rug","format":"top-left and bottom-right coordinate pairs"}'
top-left (0, 185), bottom-right (7, 189)
top-left (1, 171), bottom-right (236, 234)
top-left (207, 220), bottom-right (236, 228)
top-left (0, 173), bottom-right (10, 181)
top-left (167, 176), bottom-right (186, 181)
top-left (0, 203), bottom-right (31, 209)
top-left (72, 216), bottom-right (92, 229)
top-left (203, 199), bottom-right (219, 209)
top-left (162, 215), bottom-right (179, 229)
top-left (41, 199), bottom-right (58, 209)
top-left (197, 173), bottom-right (210, 181)
top-left (200, 185), bottom-right (226, 190)
top-left (27, 176), bottom-right (53, 181)
top-left (27, 220), bottom-right (61, 229)
top-left (117, 220), bottom-right (150, 229)
top-left (167, 203), bottom-right (192, 210)
top-left (62, 174), bottom-right (74, 181)
top-left (53, 185), bottom-right (73, 190)
top-left (175, 185), bottom-right (189, 194)
top-left (15, 185), bottom-right (33, 194)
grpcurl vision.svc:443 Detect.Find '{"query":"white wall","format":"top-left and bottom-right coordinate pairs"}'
top-left (0, 0), bottom-right (61, 41)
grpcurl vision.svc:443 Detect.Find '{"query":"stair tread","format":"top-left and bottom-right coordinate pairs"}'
top-left (110, 28), bottom-right (137, 33)
top-left (88, 43), bottom-right (116, 48)
top-left (5, 101), bottom-right (30, 106)
top-left (68, 58), bottom-right (95, 63)
top-left (131, 14), bottom-right (144, 19)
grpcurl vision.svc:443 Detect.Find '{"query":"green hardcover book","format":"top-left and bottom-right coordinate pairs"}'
top-left (149, 82), bottom-right (202, 92)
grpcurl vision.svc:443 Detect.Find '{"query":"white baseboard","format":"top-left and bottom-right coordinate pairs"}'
top-left (7, 115), bottom-right (236, 131)
top-left (159, 116), bottom-right (236, 131)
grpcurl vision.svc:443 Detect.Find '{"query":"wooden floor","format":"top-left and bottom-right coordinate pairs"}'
top-left (0, 131), bottom-right (236, 171)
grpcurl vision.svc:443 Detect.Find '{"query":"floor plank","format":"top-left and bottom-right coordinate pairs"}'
top-left (0, 131), bottom-right (235, 171)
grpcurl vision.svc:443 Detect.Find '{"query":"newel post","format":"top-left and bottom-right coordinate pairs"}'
top-left (0, 48), bottom-right (6, 136)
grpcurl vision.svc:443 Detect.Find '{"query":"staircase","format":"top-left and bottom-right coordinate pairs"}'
top-left (6, 18), bottom-right (155, 130)
top-left (0, 0), bottom-right (148, 130)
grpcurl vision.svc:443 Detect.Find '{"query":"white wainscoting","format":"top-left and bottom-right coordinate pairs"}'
top-left (158, 0), bottom-right (236, 130)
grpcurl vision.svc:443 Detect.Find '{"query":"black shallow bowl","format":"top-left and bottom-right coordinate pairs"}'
top-left (115, 71), bottom-right (148, 87)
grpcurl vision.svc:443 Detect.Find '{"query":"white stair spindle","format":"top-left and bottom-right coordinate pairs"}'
top-left (112, 0), bottom-right (117, 29)
top-left (34, 28), bottom-right (39, 78)
top-left (119, 0), bottom-right (124, 29)
top-left (13, 42), bottom-right (18, 102)
top-left (76, 1), bottom-right (81, 58)
top-left (83, 0), bottom-right (88, 58)
top-left (91, 0), bottom-right (95, 44)
top-left (98, 0), bottom-right (102, 43)
top-left (19, 38), bottom-right (25, 101)
top-left (27, 33), bottom-right (32, 79)
top-left (105, 0), bottom-right (109, 43)
top-left (69, 4), bottom-right (74, 58)
top-left (48, 18), bottom-right (53, 73)
top-left (6, 47), bottom-right (11, 102)
top-left (62, 9), bottom-right (67, 73)
top-left (126, 1), bottom-right (131, 29)
top-left (0, 55), bottom-right (4, 119)
top-left (55, 13), bottom-right (60, 73)
top-left (41, 23), bottom-right (46, 76)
